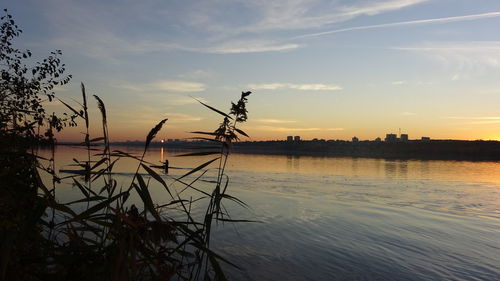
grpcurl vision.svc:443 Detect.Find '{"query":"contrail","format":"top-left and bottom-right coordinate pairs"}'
top-left (294, 11), bottom-right (500, 39)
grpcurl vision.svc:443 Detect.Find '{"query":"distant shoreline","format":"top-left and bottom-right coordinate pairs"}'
top-left (57, 139), bottom-right (500, 161)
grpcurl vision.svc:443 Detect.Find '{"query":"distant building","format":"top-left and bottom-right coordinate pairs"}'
top-left (352, 136), bottom-right (359, 142)
top-left (294, 136), bottom-right (301, 142)
top-left (287, 136), bottom-right (293, 142)
top-left (375, 137), bottom-right (382, 142)
top-left (421, 137), bottom-right (430, 141)
top-left (400, 134), bottom-right (409, 142)
top-left (385, 133), bottom-right (397, 142)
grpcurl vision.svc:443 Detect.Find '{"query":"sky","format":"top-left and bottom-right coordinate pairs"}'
top-left (5, 0), bottom-right (500, 141)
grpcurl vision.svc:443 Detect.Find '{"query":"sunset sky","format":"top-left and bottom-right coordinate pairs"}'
top-left (6, 0), bottom-right (500, 141)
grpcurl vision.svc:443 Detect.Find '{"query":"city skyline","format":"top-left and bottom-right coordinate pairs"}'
top-left (5, 0), bottom-right (500, 141)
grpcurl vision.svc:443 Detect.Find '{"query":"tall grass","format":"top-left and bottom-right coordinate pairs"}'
top-left (1, 83), bottom-right (252, 281)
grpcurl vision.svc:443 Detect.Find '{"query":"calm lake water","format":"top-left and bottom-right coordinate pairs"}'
top-left (42, 145), bottom-right (500, 281)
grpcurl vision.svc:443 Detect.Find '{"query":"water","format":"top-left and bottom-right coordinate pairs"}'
top-left (42, 146), bottom-right (500, 280)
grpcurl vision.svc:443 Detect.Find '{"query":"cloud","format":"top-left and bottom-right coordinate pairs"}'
top-left (295, 11), bottom-right (500, 38)
top-left (38, 0), bottom-right (432, 59)
top-left (251, 125), bottom-right (344, 132)
top-left (391, 81), bottom-right (406, 85)
top-left (153, 81), bottom-right (206, 92)
top-left (289, 84), bottom-right (342, 91)
top-left (163, 95), bottom-right (207, 106)
top-left (177, 70), bottom-right (213, 80)
top-left (395, 41), bottom-right (500, 68)
top-left (163, 113), bottom-right (203, 123)
top-left (459, 120), bottom-right (500, 125)
top-left (339, 0), bottom-right (430, 17)
top-left (445, 116), bottom-right (500, 120)
top-left (38, 1), bottom-right (305, 59)
top-left (248, 83), bottom-right (287, 90)
top-left (110, 81), bottom-right (145, 92)
top-left (444, 116), bottom-right (500, 125)
top-left (248, 83), bottom-right (342, 91)
top-left (464, 120), bottom-right (500, 125)
top-left (243, 0), bottom-right (430, 33)
top-left (111, 80), bottom-right (206, 93)
top-left (205, 40), bottom-right (300, 54)
top-left (109, 80), bottom-right (207, 105)
top-left (51, 32), bottom-right (299, 56)
top-left (401, 112), bottom-right (416, 116)
top-left (255, 119), bottom-right (297, 124)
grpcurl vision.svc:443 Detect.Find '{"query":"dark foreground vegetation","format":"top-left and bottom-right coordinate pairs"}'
top-left (0, 10), bottom-right (252, 281)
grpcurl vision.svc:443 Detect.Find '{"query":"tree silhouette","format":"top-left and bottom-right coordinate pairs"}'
top-left (0, 9), bottom-right (75, 141)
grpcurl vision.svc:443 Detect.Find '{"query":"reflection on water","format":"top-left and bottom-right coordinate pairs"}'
top-left (286, 155), bottom-right (301, 171)
top-left (225, 152), bottom-right (500, 184)
top-left (385, 160), bottom-right (397, 178)
top-left (384, 160), bottom-right (408, 179)
top-left (351, 157), bottom-right (358, 175)
top-left (373, 158), bottom-right (382, 177)
top-left (398, 160), bottom-right (408, 178)
top-left (41, 146), bottom-right (500, 281)
top-left (419, 160), bottom-right (430, 179)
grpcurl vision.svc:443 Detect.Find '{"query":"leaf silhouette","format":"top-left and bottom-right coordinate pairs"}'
top-left (145, 118), bottom-right (168, 149)
top-left (195, 98), bottom-right (232, 119)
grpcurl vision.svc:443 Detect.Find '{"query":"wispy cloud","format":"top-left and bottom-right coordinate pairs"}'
top-left (51, 32), bottom-right (300, 56)
top-left (444, 116), bottom-right (500, 125)
top-left (172, 95), bottom-right (207, 105)
top-left (255, 119), bottom-right (297, 124)
top-left (401, 112), bottom-right (416, 116)
top-left (339, 0), bottom-right (430, 17)
top-left (460, 120), bottom-right (500, 125)
top-left (205, 40), bottom-right (300, 54)
top-left (109, 80), bottom-right (207, 105)
top-left (38, 1), bottom-right (307, 58)
top-left (153, 81), bottom-right (206, 92)
top-left (111, 80), bottom-right (206, 93)
top-left (163, 113), bottom-right (203, 123)
top-left (465, 121), bottom-right (500, 125)
top-left (39, 0), bottom-right (433, 59)
top-left (445, 116), bottom-right (500, 120)
top-left (248, 83), bottom-right (342, 91)
top-left (110, 81), bottom-right (145, 92)
top-left (177, 70), bottom-right (213, 80)
top-left (395, 41), bottom-right (500, 68)
top-left (391, 80), bottom-right (406, 85)
top-left (243, 0), bottom-right (430, 32)
top-left (251, 125), bottom-right (344, 132)
top-left (295, 11), bottom-right (500, 38)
